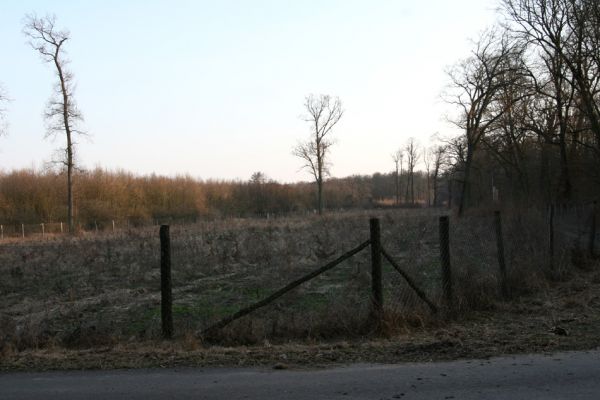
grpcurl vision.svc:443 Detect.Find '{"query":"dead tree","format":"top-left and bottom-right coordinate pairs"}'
top-left (293, 94), bottom-right (343, 215)
top-left (446, 29), bottom-right (525, 216)
top-left (391, 149), bottom-right (404, 205)
top-left (429, 144), bottom-right (448, 207)
top-left (502, 0), bottom-right (600, 201)
top-left (24, 15), bottom-right (83, 234)
top-left (405, 137), bottom-right (420, 205)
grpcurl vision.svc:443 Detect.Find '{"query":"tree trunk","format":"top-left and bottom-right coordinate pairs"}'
top-left (55, 56), bottom-right (74, 234)
top-left (432, 167), bottom-right (439, 207)
top-left (410, 172), bottom-right (415, 205)
top-left (395, 167), bottom-right (399, 206)
top-left (557, 131), bottom-right (571, 202)
top-left (539, 138), bottom-right (551, 204)
top-left (458, 147), bottom-right (474, 217)
top-left (317, 178), bottom-right (323, 215)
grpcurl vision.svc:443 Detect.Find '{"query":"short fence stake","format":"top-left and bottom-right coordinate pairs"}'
top-left (588, 201), bottom-right (597, 258)
top-left (160, 225), bottom-right (174, 339)
top-left (494, 211), bottom-right (509, 299)
top-left (21, 223), bottom-right (25, 239)
top-left (41, 223), bottom-right (45, 238)
top-left (369, 218), bottom-right (383, 323)
top-left (439, 216), bottom-right (453, 311)
top-left (60, 222), bottom-right (63, 234)
top-left (112, 220), bottom-right (115, 233)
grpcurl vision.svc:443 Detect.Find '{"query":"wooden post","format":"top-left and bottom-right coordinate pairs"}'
top-left (160, 225), bottom-right (173, 339)
top-left (369, 218), bottom-right (383, 322)
top-left (549, 204), bottom-right (555, 271)
top-left (60, 222), bottom-right (63, 233)
top-left (588, 201), bottom-right (597, 258)
top-left (439, 216), bottom-right (452, 310)
top-left (1, 225), bottom-right (3, 240)
top-left (112, 220), bottom-right (115, 233)
top-left (494, 211), bottom-right (509, 299)
top-left (41, 223), bottom-right (45, 238)
top-left (21, 224), bottom-right (25, 239)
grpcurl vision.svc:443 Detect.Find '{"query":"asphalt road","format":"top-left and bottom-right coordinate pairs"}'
top-left (2, 350), bottom-right (600, 399)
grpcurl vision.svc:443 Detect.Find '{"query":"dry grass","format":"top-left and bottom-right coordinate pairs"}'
top-left (2, 266), bottom-right (600, 371)
top-left (0, 207), bottom-right (594, 364)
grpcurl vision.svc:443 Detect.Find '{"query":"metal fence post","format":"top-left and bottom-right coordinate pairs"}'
top-left (494, 211), bottom-right (509, 299)
top-left (588, 201), bottom-right (597, 258)
top-left (439, 216), bottom-right (453, 311)
top-left (160, 225), bottom-right (173, 339)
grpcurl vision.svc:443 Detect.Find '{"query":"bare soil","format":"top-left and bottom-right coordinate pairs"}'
top-left (2, 267), bottom-right (600, 371)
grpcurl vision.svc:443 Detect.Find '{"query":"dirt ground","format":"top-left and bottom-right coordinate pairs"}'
top-left (2, 267), bottom-right (599, 372)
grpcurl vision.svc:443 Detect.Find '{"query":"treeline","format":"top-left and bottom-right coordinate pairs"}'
top-left (0, 168), bottom-right (440, 225)
top-left (444, 0), bottom-right (600, 213)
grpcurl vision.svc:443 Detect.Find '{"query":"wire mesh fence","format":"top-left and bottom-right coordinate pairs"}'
top-left (0, 205), bottom-right (596, 349)
top-left (379, 215), bottom-right (442, 325)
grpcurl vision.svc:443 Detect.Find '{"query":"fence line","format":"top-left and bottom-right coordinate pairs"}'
top-left (4, 204), bottom-right (596, 346)
top-left (151, 205), bottom-right (598, 339)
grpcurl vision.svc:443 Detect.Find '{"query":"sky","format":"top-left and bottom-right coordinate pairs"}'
top-left (0, 0), bottom-right (499, 182)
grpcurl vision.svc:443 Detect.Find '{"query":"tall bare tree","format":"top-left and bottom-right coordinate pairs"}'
top-left (405, 137), bottom-right (420, 205)
top-left (502, 0), bottom-right (600, 200)
top-left (293, 94), bottom-right (344, 215)
top-left (446, 29), bottom-right (525, 215)
top-left (391, 149), bottom-right (404, 205)
top-left (423, 147), bottom-right (434, 206)
top-left (24, 15), bottom-right (83, 233)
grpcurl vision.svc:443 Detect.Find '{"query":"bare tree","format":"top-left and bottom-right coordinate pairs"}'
top-left (430, 144), bottom-right (448, 207)
top-left (293, 94), bottom-right (344, 215)
top-left (24, 15), bottom-right (83, 233)
top-left (423, 147), bottom-right (432, 206)
top-left (405, 137), bottom-right (420, 205)
top-left (445, 29), bottom-right (525, 215)
top-left (391, 149), bottom-right (404, 205)
top-left (502, 0), bottom-right (600, 201)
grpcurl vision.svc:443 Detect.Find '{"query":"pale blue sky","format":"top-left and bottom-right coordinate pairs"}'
top-left (0, 0), bottom-right (498, 182)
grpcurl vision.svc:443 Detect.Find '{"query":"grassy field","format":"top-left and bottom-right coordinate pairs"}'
top-left (0, 207), bottom-right (591, 356)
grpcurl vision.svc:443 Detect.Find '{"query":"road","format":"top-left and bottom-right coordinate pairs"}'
top-left (1, 350), bottom-right (599, 399)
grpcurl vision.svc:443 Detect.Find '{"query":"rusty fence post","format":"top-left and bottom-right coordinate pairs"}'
top-left (494, 211), bottom-right (509, 299)
top-left (160, 225), bottom-right (173, 339)
top-left (588, 201), bottom-right (597, 258)
top-left (439, 216), bottom-right (453, 311)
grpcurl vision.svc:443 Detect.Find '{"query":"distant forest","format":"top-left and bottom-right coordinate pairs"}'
top-left (0, 168), bottom-right (440, 225)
